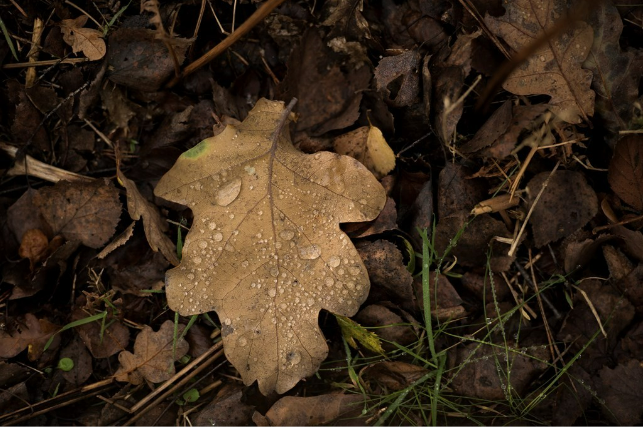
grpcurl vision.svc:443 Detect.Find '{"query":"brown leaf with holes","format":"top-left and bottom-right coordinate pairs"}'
top-left (608, 135), bottom-right (643, 211)
top-left (34, 179), bottom-right (121, 248)
top-left (117, 168), bottom-right (180, 266)
top-left (115, 320), bottom-right (188, 385)
top-left (484, 0), bottom-right (595, 123)
top-left (59, 16), bottom-right (106, 61)
top-left (374, 50), bottom-right (421, 107)
top-left (154, 98), bottom-right (386, 394)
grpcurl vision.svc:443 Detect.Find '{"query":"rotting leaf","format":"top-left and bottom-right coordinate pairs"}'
top-left (484, 0), bottom-right (595, 123)
top-left (154, 98), bottom-right (386, 394)
top-left (333, 123), bottom-right (396, 179)
top-left (115, 320), bottom-right (188, 385)
top-left (253, 394), bottom-right (365, 426)
top-left (117, 167), bottom-right (180, 266)
top-left (59, 16), bottom-right (106, 61)
top-left (34, 179), bottom-right (121, 249)
top-left (0, 314), bottom-right (59, 359)
top-left (374, 50), bottom-right (421, 108)
top-left (608, 135), bottom-right (643, 211)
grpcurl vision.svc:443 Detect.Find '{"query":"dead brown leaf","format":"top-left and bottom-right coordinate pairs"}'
top-left (527, 170), bottom-right (598, 247)
top-left (364, 361), bottom-right (428, 391)
top-left (59, 16), bottom-right (106, 61)
top-left (253, 394), bottom-right (364, 426)
top-left (34, 179), bottom-right (121, 248)
top-left (73, 307), bottom-right (129, 359)
top-left (117, 168), bottom-right (180, 266)
top-left (333, 124), bottom-right (396, 179)
top-left (0, 314), bottom-right (59, 359)
top-left (374, 50), bottom-right (421, 108)
top-left (115, 320), bottom-right (188, 385)
top-left (608, 135), bottom-right (643, 211)
top-left (60, 336), bottom-right (93, 387)
top-left (597, 359), bottom-right (643, 425)
top-left (154, 98), bottom-right (386, 394)
top-left (484, 0), bottom-right (595, 123)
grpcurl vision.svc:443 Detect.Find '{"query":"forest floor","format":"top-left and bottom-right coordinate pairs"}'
top-left (1, 0), bottom-right (643, 425)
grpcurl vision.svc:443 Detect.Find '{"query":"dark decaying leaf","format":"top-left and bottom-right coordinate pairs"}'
top-left (527, 170), bottom-right (598, 247)
top-left (73, 307), bottom-right (129, 359)
top-left (608, 135), bottom-right (643, 211)
top-left (374, 50), bottom-right (421, 108)
top-left (60, 335), bottom-right (93, 387)
top-left (597, 360), bottom-right (643, 425)
top-left (0, 314), bottom-right (59, 359)
top-left (363, 361), bottom-right (428, 391)
top-left (194, 391), bottom-right (254, 426)
top-left (115, 320), bottom-right (188, 385)
top-left (34, 179), bottom-right (122, 248)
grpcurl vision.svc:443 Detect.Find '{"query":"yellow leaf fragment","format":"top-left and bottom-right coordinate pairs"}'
top-left (59, 16), bottom-right (106, 61)
top-left (336, 314), bottom-right (385, 354)
top-left (154, 98), bottom-right (387, 394)
top-left (333, 124), bottom-right (396, 179)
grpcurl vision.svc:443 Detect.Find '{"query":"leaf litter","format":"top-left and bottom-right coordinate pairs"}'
top-left (1, 0), bottom-right (643, 424)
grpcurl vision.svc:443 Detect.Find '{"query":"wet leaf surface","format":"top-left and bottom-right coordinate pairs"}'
top-left (155, 98), bottom-right (386, 394)
top-left (608, 135), bottom-right (643, 210)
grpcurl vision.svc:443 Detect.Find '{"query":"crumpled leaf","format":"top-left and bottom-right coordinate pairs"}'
top-left (115, 320), bottom-right (188, 385)
top-left (155, 98), bottom-right (386, 394)
top-left (34, 179), bottom-right (121, 248)
top-left (59, 16), bottom-right (106, 61)
top-left (608, 135), bottom-right (643, 211)
top-left (333, 124), bottom-right (396, 179)
top-left (117, 168), bottom-right (180, 266)
top-left (374, 50), bottom-right (421, 107)
top-left (485, 0), bottom-right (595, 123)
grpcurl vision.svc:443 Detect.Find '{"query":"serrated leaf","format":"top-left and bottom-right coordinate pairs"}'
top-left (154, 98), bottom-right (386, 394)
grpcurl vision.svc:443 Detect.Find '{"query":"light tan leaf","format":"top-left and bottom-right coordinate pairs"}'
top-left (60, 16), bottom-right (106, 61)
top-left (117, 168), bottom-right (180, 266)
top-left (333, 124), bottom-right (396, 179)
top-left (154, 98), bottom-right (386, 394)
top-left (115, 320), bottom-right (188, 385)
top-left (484, 0), bottom-right (595, 123)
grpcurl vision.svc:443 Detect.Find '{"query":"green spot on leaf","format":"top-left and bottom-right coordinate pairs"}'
top-left (182, 141), bottom-right (209, 158)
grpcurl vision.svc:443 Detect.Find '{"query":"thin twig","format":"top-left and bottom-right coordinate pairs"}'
top-left (166, 0), bottom-right (288, 87)
top-left (508, 161), bottom-right (560, 257)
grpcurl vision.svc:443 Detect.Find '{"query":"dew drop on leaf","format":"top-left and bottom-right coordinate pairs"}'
top-left (298, 244), bottom-right (321, 260)
top-left (329, 256), bottom-right (341, 268)
top-left (215, 178), bottom-right (242, 206)
top-left (213, 232), bottom-right (223, 241)
top-left (279, 229), bottom-right (295, 240)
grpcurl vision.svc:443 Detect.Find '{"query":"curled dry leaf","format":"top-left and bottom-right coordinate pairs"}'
top-left (484, 0), bottom-right (595, 123)
top-left (155, 98), bottom-right (386, 394)
top-left (608, 135), bottom-right (643, 211)
top-left (117, 168), bottom-right (180, 265)
top-left (333, 124), bottom-right (396, 179)
top-left (59, 16), bottom-right (106, 61)
top-left (115, 320), bottom-right (188, 385)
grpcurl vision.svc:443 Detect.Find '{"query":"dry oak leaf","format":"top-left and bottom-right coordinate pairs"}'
top-left (59, 16), bottom-right (106, 61)
top-left (608, 135), bottom-right (643, 211)
top-left (117, 168), bottom-right (180, 265)
top-left (333, 124), bottom-right (396, 179)
top-left (154, 98), bottom-right (386, 394)
top-left (34, 179), bottom-right (121, 249)
top-left (115, 320), bottom-right (188, 385)
top-left (484, 0), bottom-right (595, 123)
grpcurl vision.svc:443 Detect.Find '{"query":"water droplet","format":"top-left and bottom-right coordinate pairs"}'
top-left (224, 318), bottom-right (231, 325)
top-left (298, 244), bottom-right (321, 260)
top-left (279, 229), bottom-right (295, 240)
top-left (358, 199), bottom-right (367, 205)
top-left (238, 337), bottom-right (247, 347)
top-left (244, 165), bottom-right (255, 175)
top-left (208, 222), bottom-right (216, 230)
top-left (329, 256), bottom-right (341, 268)
top-left (268, 288), bottom-right (276, 297)
top-left (270, 268), bottom-right (279, 277)
top-left (241, 261), bottom-right (249, 268)
top-left (229, 213), bottom-right (235, 219)
top-left (287, 351), bottom-right (301, 366)
top-left (187, 273), bottom-right (195, 280)
top-left (213, 232), bottom-right (223, 241)
top-left (325, 277), bottom-right (334, 286)
top-left (348, 266), bottom-right (360, 276)
top-left (193, 257), bottom-right (202, 265)
top-left (216, 178), bottom-right (242, 206)
top-left (198, 240), bottom-right (208, 249)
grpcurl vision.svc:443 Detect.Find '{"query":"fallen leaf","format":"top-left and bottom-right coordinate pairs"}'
top-left (60, 336), bottom-right (93, 387)
top-left (597, 360), bottom-right (643, 425)
top-left (364, 361), bottom-right (428, 391)
top-left (608, 135), bottom-right (643, 211)
top-left (333, 124), bottom-right (396, 179)
top-left (73, 307), bottom-right (129, 359)
top-left (115, 320), bottom-right (188, 385)
top-left (18, 228), bottom-right (49, 268)
top-left (253, 394), bottom-right (364, 426)
top-left (194, 391), bottom-right (254, 426)
top-left (0, 314), bottom-right (59, 359)
top-left (374, 50), bottom-right (421, 107)
top-left (484, 0), bottom-right (595, 123)
top-left (59, 16), bottom-right (106, 61)
top-left (336, 315), bottom-right (384, 354)
top-left (155, 98), bottom-right (386, 394)
top-left (526, 170), bottom-right (598, 247)
top-left (34, 179), bottom-right (121, 249)
top-left (354, 304), bottom-right (417, 351)
top-left (117, 168), bottom-right (180, 266)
